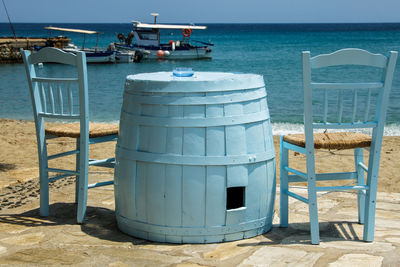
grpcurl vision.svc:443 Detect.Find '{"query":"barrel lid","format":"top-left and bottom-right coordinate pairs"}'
top-left (125, 72), bottom-right (265, 93)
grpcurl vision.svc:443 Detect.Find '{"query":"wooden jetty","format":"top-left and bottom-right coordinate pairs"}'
top-left (0, 36), bottom-right (70, 63)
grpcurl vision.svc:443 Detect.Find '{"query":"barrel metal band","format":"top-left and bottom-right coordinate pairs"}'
top-left (124, 87), bottom-right (267, 105)
top-left (116, 146), bottom-right (275, 166)
top-left (122, 110), bottom-right (269, 127)
top-left (125, 79), bottom-right (265, 93)
top-left (116, 213), bottom-right (271, 236)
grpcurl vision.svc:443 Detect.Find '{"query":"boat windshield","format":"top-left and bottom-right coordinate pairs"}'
top-left (132, 29), bottom-right (159, 47)
top-left (137, 30), bottom-right (158, 41)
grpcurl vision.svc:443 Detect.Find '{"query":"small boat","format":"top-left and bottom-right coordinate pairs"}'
top-left (62, 43), bottom-right (116, 63)
top-left (114, 13), bottom-right (213, 61)
top-left (115, 51), bottom-right (136, 63)
top-left (107, 43), bottom-right (143, 63)
top-left (44, 26), bottom-right (116, 63)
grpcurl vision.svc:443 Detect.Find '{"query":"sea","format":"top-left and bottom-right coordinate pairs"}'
top-left (1, 23), bottom-right (400, 135)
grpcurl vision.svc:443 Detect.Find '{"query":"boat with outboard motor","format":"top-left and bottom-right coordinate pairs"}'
top-left (113, 13), bottom-right (213, 61)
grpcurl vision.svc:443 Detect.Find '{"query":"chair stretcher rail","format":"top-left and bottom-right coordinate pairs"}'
top-left (287, 172), bottom-right (358, 182)
top-left (284, 167), bottom-right (307, 180)
top-left (88, 180), bottom-right (114, 188)
top-left (48, 150), bottom-right (79, 160)
top-left (46, 168), bottom-right (78, 175)
top-left (48, 173), bottom-right (73, 183)
top-left (316, 185), bottom-right (368, 192)
top-left (358, 162), bottom-right (368, 172)
top-left (89, 158), bottom-right (115, 168)
top-left (286, 190), bottom-right (309, 204)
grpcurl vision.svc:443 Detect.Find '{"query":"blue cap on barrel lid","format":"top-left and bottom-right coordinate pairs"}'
top-left (173, 67), bottom-right (194, 77)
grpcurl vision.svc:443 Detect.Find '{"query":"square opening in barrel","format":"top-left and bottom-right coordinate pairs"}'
top-left (226, 186), bottom-right (245, 210)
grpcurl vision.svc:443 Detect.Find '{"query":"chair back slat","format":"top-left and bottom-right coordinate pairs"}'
top-left (47, 83), bottom-right (55, 114)
top-left (68, 84), bottom-right (74, 116)
top-left (337, 89), bottom-right (343, 123)
top-left (323, 89), bottom-right (328, 123)
top-left (351, 89), bottom-right (358, 123)
top-left (57, 84), bottom-right (64, 114)
top-left (39, 82), bottom-right (47, 113)
top-left (364, 88), bottom-right (372, 122)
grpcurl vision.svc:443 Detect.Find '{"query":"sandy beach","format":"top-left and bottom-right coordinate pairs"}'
top-left (1, 118), bottom-right (399, 193)
top-left (0, 118), bottom-right (400, 266)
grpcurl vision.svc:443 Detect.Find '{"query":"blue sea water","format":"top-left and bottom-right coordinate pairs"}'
top-left (1, 23), bottom-right (400, 135)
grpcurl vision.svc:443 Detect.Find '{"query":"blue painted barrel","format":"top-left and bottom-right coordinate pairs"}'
top-left (114, 71), bottom-right (276, 243)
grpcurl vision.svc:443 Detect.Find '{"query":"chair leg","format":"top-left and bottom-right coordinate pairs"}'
top-left (35, 118), bottom-right (50, 217)
top-left (75, 140), bottom-right (80, 204)
top-left (76, 138), bottom-right (89, 223)
top-left (280, 136), bottom-right (289, 227)
top-left (308, 185), bottom-right (319, 244)
top-left (38, 135), bottom-right (49, 217)
top-left (363, 149), bottom-right (380, 242)
top-left (354, 148), bottom-right (365, 224)
top-left (306, 150), bottom-right (320, 245)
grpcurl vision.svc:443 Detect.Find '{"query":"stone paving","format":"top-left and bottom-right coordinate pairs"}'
top-left (0, 176), bottom-right (399, 266)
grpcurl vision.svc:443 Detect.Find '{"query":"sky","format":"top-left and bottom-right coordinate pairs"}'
top-left (1, 0), bottom-right (400, 24)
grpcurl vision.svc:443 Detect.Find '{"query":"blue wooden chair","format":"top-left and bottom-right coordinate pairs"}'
top-left (21, 47), bottom-right (119, 223)
top-left (279, 48), bottom-right (397, 244)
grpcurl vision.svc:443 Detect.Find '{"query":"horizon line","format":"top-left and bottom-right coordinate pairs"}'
top-left (1, 21), bottom-right (400, 25)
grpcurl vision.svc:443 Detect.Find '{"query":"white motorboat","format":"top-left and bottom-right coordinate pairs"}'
top-left (114, 13), bottom-right (213, 61)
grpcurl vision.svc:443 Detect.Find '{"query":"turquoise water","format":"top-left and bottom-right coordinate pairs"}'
top-left (1, 23), bottom-right (400, 135)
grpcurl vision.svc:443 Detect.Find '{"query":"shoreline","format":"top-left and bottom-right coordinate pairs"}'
top-left (1, 118), bottom-right (399, 193)
top-left (2, 118), bottom-right (400, 136)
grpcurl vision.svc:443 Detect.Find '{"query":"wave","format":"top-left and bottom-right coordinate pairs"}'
top-left (271, 122), bottom-right (400, 136)
top-left (94, 120), bottom-right (400, 136)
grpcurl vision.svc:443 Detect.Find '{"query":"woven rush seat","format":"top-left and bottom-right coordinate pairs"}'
top-left (45, 123), bottom-right (119, 138)
top-left (283, 132), bottom-right (371, 150)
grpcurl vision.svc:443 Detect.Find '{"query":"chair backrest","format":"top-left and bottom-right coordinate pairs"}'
top-left (21, 47), bottom-right (89, 139)
top-left (302, 48), bottom-right (397, 142)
